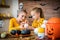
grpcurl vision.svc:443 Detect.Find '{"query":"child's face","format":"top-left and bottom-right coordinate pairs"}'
top-left (18, 12), bottom-right (26, 21)
top-left (31, 11), bottom-right (40, 19)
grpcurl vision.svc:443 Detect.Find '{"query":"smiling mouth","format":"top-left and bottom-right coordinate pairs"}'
top-left (48, 33), bottom-right (53, 35)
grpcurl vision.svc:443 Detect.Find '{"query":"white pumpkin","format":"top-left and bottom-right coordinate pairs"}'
top-left (1, 32), bottom-right (7, 38)
top-left (34, 28), bottom-right (38, 35)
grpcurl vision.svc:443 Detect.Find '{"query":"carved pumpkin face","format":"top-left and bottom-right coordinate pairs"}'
top-left (46, 17), bottom-right (60, 39)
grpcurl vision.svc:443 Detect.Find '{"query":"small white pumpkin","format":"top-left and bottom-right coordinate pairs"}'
top-left (1, 32), bottom-right (7, 38)
top-left (34, 28), bottom-right (38, 35)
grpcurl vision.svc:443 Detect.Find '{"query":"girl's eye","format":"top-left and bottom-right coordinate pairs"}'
top-left (25, 16), bottom-right (26, 18)
top-left (22, 15), bottom-right (26, 18)
top-left (22, 15), bottom-right (24, 17)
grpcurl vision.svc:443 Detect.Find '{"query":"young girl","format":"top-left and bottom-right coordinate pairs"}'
top-left (31, 7), bottom-right (47, 39)
top-left (9, 10), bottom-right (30, 35)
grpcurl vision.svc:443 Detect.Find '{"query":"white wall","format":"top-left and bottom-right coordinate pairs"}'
top-left (11, 0), bottom-right (18, 18)
top-left (0, 0), bottom-right (18, 32)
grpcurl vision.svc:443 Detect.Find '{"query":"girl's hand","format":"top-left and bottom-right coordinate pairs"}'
top-left (21, 27), bottom-right (25, 30)
top-left (20, 25), bottom-right (25, 30)
top-left (20, 22), bottom-right (25, 27)
top-left (20, 22), bottom-right (25, 30)
top-left (24, 23), bottom-right (29, 28)
top-left (28, 26), bottom-right (34, 31)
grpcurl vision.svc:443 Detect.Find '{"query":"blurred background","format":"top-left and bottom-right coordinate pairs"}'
top-left (0, 0), bottom-right (60, 33)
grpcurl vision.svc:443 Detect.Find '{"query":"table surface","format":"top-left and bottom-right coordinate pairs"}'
top-left (0, 31), bottom-right (60, 40)
top-left (0, 36), bottom-right (60, 40)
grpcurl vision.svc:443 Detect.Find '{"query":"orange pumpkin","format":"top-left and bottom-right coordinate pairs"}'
top-left (46, 17), bottom-right (60, 40)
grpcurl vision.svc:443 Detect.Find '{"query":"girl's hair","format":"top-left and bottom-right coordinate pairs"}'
top-left (17, 9), bottom-right (27, 17)
top-left (32, 7), bottom-right (44, 18)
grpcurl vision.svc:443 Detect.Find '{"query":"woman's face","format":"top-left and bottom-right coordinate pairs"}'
top-left (18, 12), bottom-right (26, 21)
top-left (31, 11), bottom-right (40, 20)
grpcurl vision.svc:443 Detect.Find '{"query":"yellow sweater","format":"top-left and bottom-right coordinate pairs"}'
top-left (9, 18), bottom-right (25, 32)
top-left (32, 18), bottom-right (45, 33)
top-left (32, 18), bottom-right (44, 28)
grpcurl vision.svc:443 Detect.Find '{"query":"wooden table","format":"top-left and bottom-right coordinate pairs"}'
top-left (0, 31), bottom-right (60, 40)
top-left (0, 36), bottom-right (60, 40)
